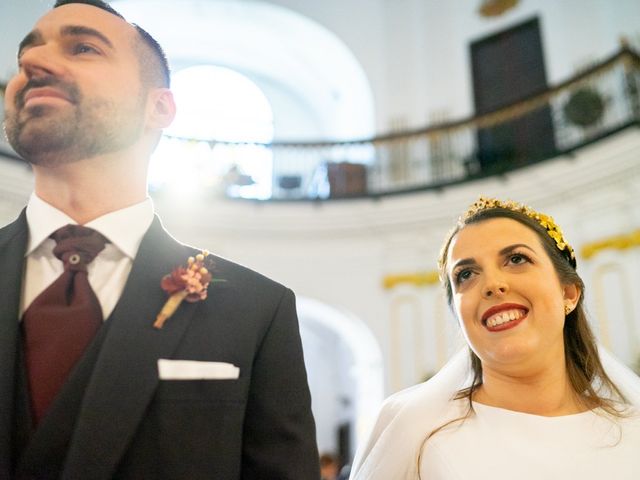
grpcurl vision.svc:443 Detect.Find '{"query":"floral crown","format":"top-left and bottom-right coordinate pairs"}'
top-left (462, 196), bottom-right (577, 267)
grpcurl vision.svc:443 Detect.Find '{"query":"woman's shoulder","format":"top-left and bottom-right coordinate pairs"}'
top-left (381, 350), bottom-right (473, 413)
top-left (349, 352), bottom-right (472, 479)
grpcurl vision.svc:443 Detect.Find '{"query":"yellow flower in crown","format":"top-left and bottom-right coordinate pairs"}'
top-left (462, 196), bottom-right (576, 266)
top-left (536, 213), bottom-right (553, 229)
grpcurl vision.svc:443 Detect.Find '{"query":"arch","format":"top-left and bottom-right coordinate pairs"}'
top-left (296, 296), bottom-right (384, 461)
top-left (112, 0), bottom-right (375, 141)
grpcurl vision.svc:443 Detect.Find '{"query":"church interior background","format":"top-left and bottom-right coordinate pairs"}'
top-left (1, 0), bottom-right (639, 466)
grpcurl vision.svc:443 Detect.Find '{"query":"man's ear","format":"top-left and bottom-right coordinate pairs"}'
top-left (146, 88), bottom-right (176, 130)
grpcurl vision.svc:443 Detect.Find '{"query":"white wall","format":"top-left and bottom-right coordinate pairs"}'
top-left (268, 0), bottom-right (640, 130)
top-left (0, 1), bottom-right (48, 80)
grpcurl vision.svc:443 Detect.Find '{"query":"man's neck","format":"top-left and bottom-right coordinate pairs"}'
top-left (32, 154), bottom-right (148, 224)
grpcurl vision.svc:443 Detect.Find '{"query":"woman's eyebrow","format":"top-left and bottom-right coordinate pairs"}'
top-left (451, 243), bottom-right (536, 271)
top-left (451, 258), bottom-right (476, 271)
top-left (498, 243), bottom-right (536, 256)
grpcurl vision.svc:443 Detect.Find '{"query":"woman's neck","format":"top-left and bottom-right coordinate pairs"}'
top-left (473, 364), bottom-right (586, 416)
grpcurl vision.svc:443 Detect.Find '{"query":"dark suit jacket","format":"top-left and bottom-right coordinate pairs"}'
top-left (0, 211), bottom-right (320, 479)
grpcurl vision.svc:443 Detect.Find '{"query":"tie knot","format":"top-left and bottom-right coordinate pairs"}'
top-left (51, 224), bottom-right (109, 271)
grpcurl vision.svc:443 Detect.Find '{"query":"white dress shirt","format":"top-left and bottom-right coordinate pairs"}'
top-left (21, 193), bottom-right (154, 319)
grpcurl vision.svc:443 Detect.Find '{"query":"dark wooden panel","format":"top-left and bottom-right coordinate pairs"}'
top-left (471, 17), bottom-right (556, 172)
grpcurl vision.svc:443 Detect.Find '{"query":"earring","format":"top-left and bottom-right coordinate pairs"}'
top-left (564, 304), bottom-right (572, 316)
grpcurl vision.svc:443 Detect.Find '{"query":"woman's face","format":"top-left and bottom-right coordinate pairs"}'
top-left (445, 217), bottom-right (579, 375)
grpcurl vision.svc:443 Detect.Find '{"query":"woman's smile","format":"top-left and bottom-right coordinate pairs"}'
top-left (482, 304), bottom-right (528, 330)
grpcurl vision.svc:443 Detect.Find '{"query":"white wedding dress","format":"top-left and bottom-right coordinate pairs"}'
top-left (420, 399), bottom-right (640, 479)
top-left (350, 348), bottom-right (640, 480)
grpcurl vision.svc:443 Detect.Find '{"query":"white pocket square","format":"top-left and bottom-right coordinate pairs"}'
top-left (158, 359), bottom-right (240, 380)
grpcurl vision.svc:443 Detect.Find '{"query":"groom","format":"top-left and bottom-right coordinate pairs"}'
top-left (0, 0), bottom-right (319, 478)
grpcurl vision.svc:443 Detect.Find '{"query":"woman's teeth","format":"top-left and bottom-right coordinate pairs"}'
top-left (486, 309), bottom-right (525, 328)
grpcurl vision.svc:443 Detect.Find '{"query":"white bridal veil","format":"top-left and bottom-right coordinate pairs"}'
top-left (350, 347), bottom-right (640, 480)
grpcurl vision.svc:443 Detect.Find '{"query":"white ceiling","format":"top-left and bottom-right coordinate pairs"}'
top-left (112, 0), bottom-right (375, 140)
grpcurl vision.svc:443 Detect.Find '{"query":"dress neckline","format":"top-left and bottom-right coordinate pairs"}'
top-left (471, 400), bottom-right (596, 420)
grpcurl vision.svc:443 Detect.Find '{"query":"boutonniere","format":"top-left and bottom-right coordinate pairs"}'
top-left (154, 251), bottom-right (222, 329)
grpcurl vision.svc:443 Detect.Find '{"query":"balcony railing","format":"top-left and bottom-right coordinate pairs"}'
top-left (2, 47), bottom-right (639, 201)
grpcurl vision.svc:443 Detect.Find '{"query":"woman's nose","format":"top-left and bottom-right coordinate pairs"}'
top-left (482, 276), bottom-right (509, 298)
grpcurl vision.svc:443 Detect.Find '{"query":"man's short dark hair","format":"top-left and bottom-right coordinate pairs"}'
top-left (53, 0), bottom-right (171, 87)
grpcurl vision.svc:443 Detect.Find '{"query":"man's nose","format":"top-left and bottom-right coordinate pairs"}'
top-left (19, 45), bottom-right (64, 79)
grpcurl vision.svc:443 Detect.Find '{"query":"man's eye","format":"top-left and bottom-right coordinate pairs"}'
top-left (73, 43), bottom-right (99, 55)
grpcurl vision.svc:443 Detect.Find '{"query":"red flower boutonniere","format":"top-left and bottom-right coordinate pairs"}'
top-left (154, 251), bottom-right (221, 329)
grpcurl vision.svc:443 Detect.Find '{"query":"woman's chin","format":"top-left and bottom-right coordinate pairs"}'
top-left (480, 341), bottom-right (542, 368)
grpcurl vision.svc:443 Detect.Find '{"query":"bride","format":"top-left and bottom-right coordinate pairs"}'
top-left (350, 197), bottom-right (640, 480)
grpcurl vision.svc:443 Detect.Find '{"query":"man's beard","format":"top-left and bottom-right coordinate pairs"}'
top-left (4, 75), bottom-right (146, 166)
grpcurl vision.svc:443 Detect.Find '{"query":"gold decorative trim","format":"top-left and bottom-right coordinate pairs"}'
top-left (383, 271), bottom-right (439, 290)
top-left (581, 229), bottom-right (640, 259)
top-left (478, 0), bottom-right (519, 17)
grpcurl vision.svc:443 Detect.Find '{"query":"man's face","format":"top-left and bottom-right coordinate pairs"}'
top-left (3, 4), bottom-right (149, 166)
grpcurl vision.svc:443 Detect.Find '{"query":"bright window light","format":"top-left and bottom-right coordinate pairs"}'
top-left (150, 65), bottom-right (274, 199)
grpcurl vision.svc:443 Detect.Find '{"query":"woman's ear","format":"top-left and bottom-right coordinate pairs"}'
top-left (562, 282), bottom-right (581, 311)
top-left (146, 88), bottom-right (176, 130)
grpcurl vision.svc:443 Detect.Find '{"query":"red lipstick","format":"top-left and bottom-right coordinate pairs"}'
top-left (481, 303), bottom-right (528, 332)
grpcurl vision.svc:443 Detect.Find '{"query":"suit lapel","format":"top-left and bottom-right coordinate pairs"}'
top-left (0, 212), bottom-right (28, 474)
top-left (63, 216), bottom-right (202, 479)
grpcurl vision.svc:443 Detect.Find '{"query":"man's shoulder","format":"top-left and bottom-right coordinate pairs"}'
top-left (173, 243), bottom-right (289, 296)
top-left (146, 222), bottom-right (291, 301)
top-left (0, 209), bottom-right (27, 242)
top-left (147, 220), bottom-right (289, 292)
top-left (208, 253), bottom-right (288, 292)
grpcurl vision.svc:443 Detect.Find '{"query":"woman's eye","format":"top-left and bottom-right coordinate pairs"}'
top-left (509, 253), bottom-right (530, 265)
top-left (455, 269), bottom-right (473, 284)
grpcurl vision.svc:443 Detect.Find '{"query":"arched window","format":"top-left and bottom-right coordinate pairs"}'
top-left (113, 0), bottom-right (375, 200)
top-left (149, 65), bottom-right (274, 199)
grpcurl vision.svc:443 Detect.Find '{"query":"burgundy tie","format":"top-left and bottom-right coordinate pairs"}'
top-left (22, 224), bottom-right (108, 425)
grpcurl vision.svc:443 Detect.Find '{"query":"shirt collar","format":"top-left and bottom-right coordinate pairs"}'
top-left (25, 193), bottom-right (154, 259)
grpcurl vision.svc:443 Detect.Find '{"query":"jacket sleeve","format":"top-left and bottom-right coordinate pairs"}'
top-left (241, 288), bottom-right (320, 480)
